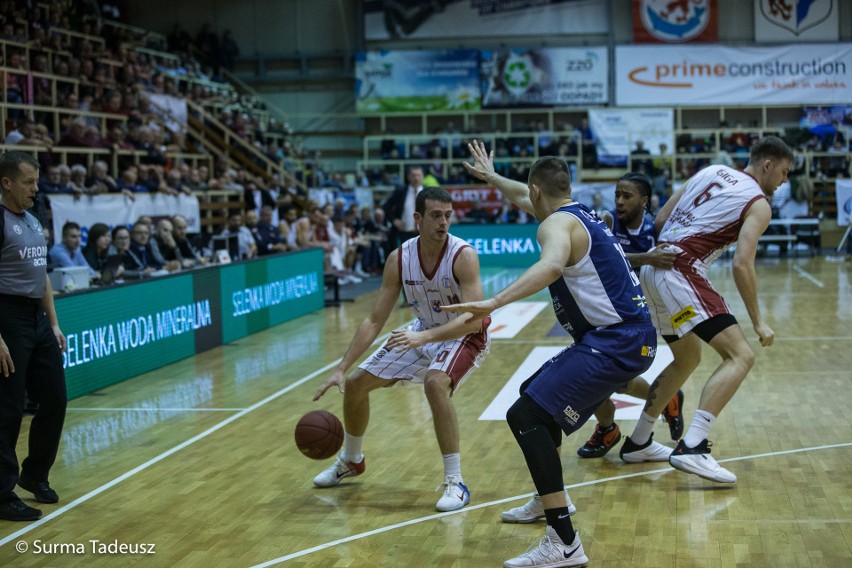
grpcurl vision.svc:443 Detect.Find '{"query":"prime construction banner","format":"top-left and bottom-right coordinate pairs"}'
top-left (616, 43), bottom-right (852, 106)
top-left (356, 49), bottom-right (480, 113)
top-left (481, 47), bottom-right (608, 108)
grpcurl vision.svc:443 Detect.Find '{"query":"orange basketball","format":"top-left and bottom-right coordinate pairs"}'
top-left (294, 410), bottom-right (344, 460)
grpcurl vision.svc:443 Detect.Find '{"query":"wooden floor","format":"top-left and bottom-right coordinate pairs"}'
top-left (2, 256), bottom-right (851, 567)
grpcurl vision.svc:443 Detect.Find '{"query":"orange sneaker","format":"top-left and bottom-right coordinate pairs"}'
top-left (577, 423), bottom-right (621, 458)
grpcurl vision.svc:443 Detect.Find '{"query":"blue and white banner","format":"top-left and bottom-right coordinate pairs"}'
top-left (481, 47), bottom-right (608, 108)
top-left (588, 108), bottom-right (674, 167)
top-left (364, 0), bottom-right (608, 41)
top-left (356, 50), bottom-right (480, 113)
top-left (617, 44), bottom-right (852, 106)
top-left (836, 179), bottom-right (852, 227)
top-left (49, 193), bottom-right (201, 243)
top-left (755, 0), bottom-right (838, 43)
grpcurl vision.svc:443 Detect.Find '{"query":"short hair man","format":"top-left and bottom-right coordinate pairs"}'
top-left (48, 221), bottom-right (97, 279)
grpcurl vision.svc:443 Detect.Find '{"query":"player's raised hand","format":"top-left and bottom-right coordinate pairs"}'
top-left (441, 297), bottom-right (498, 319)
top-left (463, 139), bottom-right (495, 182)
top-left (313, 370), bottom-right (345, 401)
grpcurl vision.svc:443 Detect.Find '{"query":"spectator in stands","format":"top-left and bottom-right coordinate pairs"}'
top-left (244, 180), bottom-right (275, 214)
top-left (117, 167), bottom-right (147, 195)
top-left (591, 192), bottom-right (606, 217)
top-left (828, 139), bottom-right (850, 178)
top-left (39, 166), bottom-right (75, 196)
top-left (252, 205), bottom-right (289, 256)
top-left (81, 222), bottom-right (122, 280)
top-left (289, 205), bottom-right (332, 252)
top-left (278, 205), bottom-right (299, 249)
top-left (328, 215), bottom-right (362, 285)
top-left (384, 165), bottom-right (424, 247)
top-left (577, 117), bottom-right (597, 167)
top-left (48, 221), bottom-right (97, 280)
top-left (68, 165), bottom-right (89, 194)
top-left (630, 140), bottom-right (655, 176)
top-left (358, 207), bottom-right (388, 274)
top-left (171, 215), bottom-right (208, 267)
top-left (87, 160), bottom-right (120, 194)
top-left (218, 213), bottom-right (257, 260)
top-left (4, 119), bottom-right (49, 148)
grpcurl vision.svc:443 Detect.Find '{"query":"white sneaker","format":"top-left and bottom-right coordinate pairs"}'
top-left (669, 440), bottom-right (736, 483)
top-left (619, 434), bottom-right (672, 463)
top-left (435, 475), bottom-right (470, 512)
top-left (312, 453), bottom-right (366, 487)
top-left (503, 526), bottom-right (588, 567)
top-left (501, 490), bottom-right (577, 523)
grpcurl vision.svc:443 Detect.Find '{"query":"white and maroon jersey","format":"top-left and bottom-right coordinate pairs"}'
top-left (399, 233), bottom-right (470, 331)
top-left (659, 165), bottom-right (767, 267)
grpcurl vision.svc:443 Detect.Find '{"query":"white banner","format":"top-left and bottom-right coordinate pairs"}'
top-left (616, 44), bottom-right (852, 106)
top-left (148, 94), bottom-right (188, 134)
top-left (49, 194), bottom-right (201, 243)
top-left (754, 0), bottom-right (838, 43)
top-left (481, 47), bottom-right (608, 107)
top-left (588, 108), bottom-right (674, 166)
top-left (836, 179), bottom-right (852, 227)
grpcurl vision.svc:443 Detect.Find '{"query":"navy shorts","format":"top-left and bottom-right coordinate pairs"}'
top-left (522, 323), bottom-right (656, 436)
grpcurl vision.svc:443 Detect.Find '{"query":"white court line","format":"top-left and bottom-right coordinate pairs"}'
top-left (251, 441), bottom-right (852, 567)
top-left (0, 269), bottom-right (513, 549)
top-left (793, 265), bottom-right (824, 288)
top-left (67, 407), bottom-right (246, 412)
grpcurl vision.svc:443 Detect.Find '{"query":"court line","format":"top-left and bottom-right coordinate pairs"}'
top-left (0, 270), bottom-right (514, 548)
top-left (251, 441), bottom-right (852, 567)
top-left (67, 407), bottom-right (246, 412)
top-left (793, 265), bottom-right (824, 288)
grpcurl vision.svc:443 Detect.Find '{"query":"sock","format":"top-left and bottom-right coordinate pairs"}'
top-left (544, 507), bottom-right (575, 545)
top-left (630, 411), bottom-right (657, 445)
top-left (442, 453), bottom-right (462, 481)
top-left (683, 409), bottom-right (715, 448)
top-left (343, 432), bottom-right (364, 463)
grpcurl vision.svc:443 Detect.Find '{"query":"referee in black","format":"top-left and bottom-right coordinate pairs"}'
top-left (0, 151), bottom-right (67, 521)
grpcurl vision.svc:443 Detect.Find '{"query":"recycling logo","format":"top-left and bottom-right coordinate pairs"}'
top-left (503, 53), bottom-right (533, 96)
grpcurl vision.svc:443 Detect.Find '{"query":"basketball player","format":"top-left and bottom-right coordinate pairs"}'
top-left (312, 187), bottom-right (490, 512)
top-left (446, 141), bottom-right (656, 567)
top-left (619, 136), bottom-right (792, 483)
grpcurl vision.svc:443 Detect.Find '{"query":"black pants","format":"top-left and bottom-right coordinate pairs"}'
top-left (0, 296), bottom-right (66, 502)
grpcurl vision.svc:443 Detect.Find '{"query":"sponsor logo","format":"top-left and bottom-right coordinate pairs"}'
top-left (633, 294), bottom-right (648, 308)
top-left (640, 0), bottom-right (711, 42)
top-left (405, 279), bottom-right (424, 285)
top-left (562, 406), bottom-right (581, 426)
top-left (671, 305), bottom-right (696, 328)
top-left (12, 224), bottom-right (22, 235)
top-left (442, 275), bottom-right (451, 288)
top-left (641, 345), bottom-right (657, 358)
top-left (759, 0), bottom-right (833, 36)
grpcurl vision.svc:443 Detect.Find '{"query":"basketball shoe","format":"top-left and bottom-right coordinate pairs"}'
top-left (662, 390), bottom-right (685, 440)
top-left (669, 439), bottom-right (736, 483)
top-left (312, 453), bottom-right (366, 487)
top-left (619, 433), bottom-right (672, 463)
top-left (435, 475), bottom-right (470, 512)
top-left (576, 423), bottom-right (621, 458)
top-left (501, 490), bottom-right (577, 523)
top-left (503, 526), bottom-right (588, 568)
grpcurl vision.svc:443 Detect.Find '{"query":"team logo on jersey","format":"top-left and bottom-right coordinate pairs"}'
top-left (409, 299), bottom-right (420, 309)
top-left (671, 305), bottom-right (697, 328)
top-left (633, 295), bottom-right (647, 308)
top-left (12, 224), bottom-right (22, 235)
top-left (442, 275), bottom-right (451, 289)
top-left (562, 406), bottom-right (581, 426)
top-left (640, 0), bottom-right (711, 42)
top-left (431, 299), bottom-right (442, 313)
top-left (759, 0), bottom-right (833, 36)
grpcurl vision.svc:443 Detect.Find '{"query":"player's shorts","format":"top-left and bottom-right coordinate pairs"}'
top-left (358, 324), bottom-right (490, 394)
top-left (522, 322), bottom-right (656, 436)
top-left (639, 253), bottom-right (732, 337)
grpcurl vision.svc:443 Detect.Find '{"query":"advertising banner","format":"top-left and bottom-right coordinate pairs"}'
top-left (754, 0), bottom-right (838, 43)
top-left (616, 44), bottom-right (852, 106)
top-left (49, 193), bottom-right (201, 242)
top-left (451, 224), bottom-right (540, 267)
top-left (632, 0), bottom-right (717, 43)
top-left (364, 0), bottom-right (608, 41)
top-left (836, 179), bottom-right (852, 227)
top-left (356, 50), bottom-right (480, 113)
top-left (481, 47), bottom-right (608, 108)
top-left (55, 249), bottom-right (325, 399)
top-left (588, 108), bottom-right (674, 166)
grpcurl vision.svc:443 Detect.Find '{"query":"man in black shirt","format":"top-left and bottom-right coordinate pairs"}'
top-left (0, 151), bottom-right (67, 521)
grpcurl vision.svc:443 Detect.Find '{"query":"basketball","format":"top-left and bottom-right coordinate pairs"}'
top-left (295, 410), bottom-right (344, 459)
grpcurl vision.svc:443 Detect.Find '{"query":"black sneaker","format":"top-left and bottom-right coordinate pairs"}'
top-left (662, 390), bottom-right (685, 441)
top-left (18, 475), bottom-right (59, 504)
top-left (0, 495), bottom-right (42, 521)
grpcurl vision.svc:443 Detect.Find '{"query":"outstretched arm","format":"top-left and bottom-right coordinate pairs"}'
top-left (313, 250), bottom-right (401, 400)
top-left (464, 139), bottom-right (535, 216)
top-left (732, 198), bottom-right (774, 347)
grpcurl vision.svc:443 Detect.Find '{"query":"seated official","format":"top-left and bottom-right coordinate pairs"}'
top-left (218, 213), bottom-right (257, 260)
top-left (48, 221), bottom-right (97, 279)
top-left (171, 214), bottom-right (208, 267)
top-left (81, 222), bottom-right (124, 281)
top-left (118, 221), bottom-right (167, 278)
top-left (249, 206), bottom-right (289, 256)
top-left (148, 219), bottom-right (183, 272)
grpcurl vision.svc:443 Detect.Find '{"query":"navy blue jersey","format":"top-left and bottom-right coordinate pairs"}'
top-left (547, 203), bottom-right (651, 347)
top-left (609, 210), bottom-right (658, 255)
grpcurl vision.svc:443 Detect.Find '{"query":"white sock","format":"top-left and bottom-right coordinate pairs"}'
top-left (630, 411), bottom-right (657, 445)
top-left (683, 409), bottom-right (715, 449)
top-left (442, 453), bottom-right (462, 481)
top-left (343, 432), bottom-right (364, 463)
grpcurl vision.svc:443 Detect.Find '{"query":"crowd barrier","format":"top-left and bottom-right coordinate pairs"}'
top-left (54, 248), bottom-right (324, 399)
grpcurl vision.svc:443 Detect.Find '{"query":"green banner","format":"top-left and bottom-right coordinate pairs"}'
top-left (56, 249), bottom-right (324, 399)
top-left (451, 224), bottom-right (541, 267)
